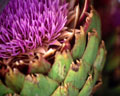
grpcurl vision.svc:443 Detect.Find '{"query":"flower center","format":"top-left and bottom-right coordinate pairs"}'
top-left (0, 0), bottom-right (68, 58)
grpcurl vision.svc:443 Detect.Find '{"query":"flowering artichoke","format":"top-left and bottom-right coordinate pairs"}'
top-left (0, 0), bottom-right (106, 96)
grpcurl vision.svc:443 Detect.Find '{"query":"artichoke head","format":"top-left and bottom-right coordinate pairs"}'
top-left (0, 0), bottom-right (106, 96)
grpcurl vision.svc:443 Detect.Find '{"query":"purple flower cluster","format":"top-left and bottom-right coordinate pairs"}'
top-left (0, 0), bottom-right (68, 58)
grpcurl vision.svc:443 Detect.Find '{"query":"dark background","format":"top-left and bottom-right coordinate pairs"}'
top-left (0, 0), bottom-right (9, 13)
top-left (94, 0), bottom-right (120, 95)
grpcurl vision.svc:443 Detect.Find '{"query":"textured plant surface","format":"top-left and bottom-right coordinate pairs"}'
top-left (0, 0), bottom-right (68, 58)
top-left (0, 0), bottom-right (106, 96)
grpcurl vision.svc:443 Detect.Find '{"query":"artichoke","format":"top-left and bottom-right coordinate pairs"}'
top-left (0, 0), bottom-right (106, 96)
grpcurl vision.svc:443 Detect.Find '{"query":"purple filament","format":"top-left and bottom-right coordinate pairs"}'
top-left (0, 0), bottom-right (68, 58)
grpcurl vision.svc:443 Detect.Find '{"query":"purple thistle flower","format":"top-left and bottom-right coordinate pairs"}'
top-left (0, 0), bottom-right (68, 58)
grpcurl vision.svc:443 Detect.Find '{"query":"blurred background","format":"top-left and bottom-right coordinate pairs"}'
top-left (94, 0), bottom-right (120, 95)
top-left (0, 0), bottom-right (120, 96)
